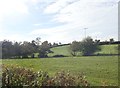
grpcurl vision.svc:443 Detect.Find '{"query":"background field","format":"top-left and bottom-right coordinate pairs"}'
top-left (48, 44), bottom-right (118, 57)
top-left (2, 56), bottom-right (118, 86)
top-left (96, 45), bottom-right (118, 55)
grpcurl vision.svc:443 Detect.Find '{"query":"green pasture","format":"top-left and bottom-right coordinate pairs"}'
top-left (96, 44), bottom-right (118, 54)
top-left (2, 56), bottom-right (118, 86)
top-left (48, 45), bottom-right (71, 57)
top-left (48, 44), bottom-right (118, 57)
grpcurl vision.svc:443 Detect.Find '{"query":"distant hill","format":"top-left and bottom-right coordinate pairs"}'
top-left (48, 44), bottom-right (119, 57)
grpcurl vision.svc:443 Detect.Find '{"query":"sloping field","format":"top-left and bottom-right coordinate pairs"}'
top-left (48, 44), bottom-right (118, 57)
top-left (48, 45), bottom-right (71, 57)
top-left (96, 44), bottom-right (118, 55)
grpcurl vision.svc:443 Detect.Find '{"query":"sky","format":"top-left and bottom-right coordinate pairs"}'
top-left (0, 0), bottom-right (119, 44)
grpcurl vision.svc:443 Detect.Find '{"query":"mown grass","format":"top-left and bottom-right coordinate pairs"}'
top-left (2, 56), bottom-right (118, 86)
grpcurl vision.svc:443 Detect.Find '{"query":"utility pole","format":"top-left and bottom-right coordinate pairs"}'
top-left (84, 28), bottom-right (88, 38)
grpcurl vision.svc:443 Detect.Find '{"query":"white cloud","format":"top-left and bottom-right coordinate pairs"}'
top-left (0, 0), bottom-right (118, 43)
top-left (53, 0), bottom-right (117, 24)
top-left (38, 0), bottom-right (118, 43)
top-left (44, 0), bottom-right (119, 14)
top-left (30, 22), bottom-right (88, 43)
top-left (30, 0), bottom-right (54, 4)
top-left (43, 0), bottom-right (118, 29)
top-left (0, 0), bottom-right (30, 37)
top-left (0, 0), bottom-right (29, 20)
top-left (44, 0), bottom-right (79, 14)
top-left (0, 33), bottom-right (35, 42)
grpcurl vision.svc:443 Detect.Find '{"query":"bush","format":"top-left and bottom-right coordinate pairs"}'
top-left (44, 71), bottom-right (90, 86)
top-left (2, 65), bottom-right (90, 87)
top-left (2, 64), bottom-right (49, 87)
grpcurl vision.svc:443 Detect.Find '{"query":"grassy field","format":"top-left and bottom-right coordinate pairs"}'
top-left (2, 44), bottom-right (119, 86)
top-left (2, 56), bottom-right (118, 86)
top-left (48, 45), bottom-right (71, 57)
top-left (96, 44), bottom-right (118, 55)
top-left (48, 44), bottom-right (118, 57)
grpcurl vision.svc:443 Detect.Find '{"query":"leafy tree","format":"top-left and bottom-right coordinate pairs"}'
top-left (53, 42), bottom-right (58, 47)
top-left (38, 41), bottom-right (51, 58)
top-left (95, 39), bottom-right (100, 44)
top-left (1, 37), bottom-right (43, 59)
top-left (13, 42), bottom-right (22, 58)
top-left (59, 42), bottom-right (62, 45)
top-left (69, 37), bottom-right (101, 56)
top-left (31, 40), bottom-right (39, 58)
top-left (109, 38), bottom-right (114, 44)
top-left (2, 40), bottom-right (14, 59)
top-left (80, 37), bottom-right (101, 56)
top-left (69, 41), bottom-right (80, 56)
top-left (48, 43), bottom-right (52, 48)
top-left (35, 37), bottom-right (41, 45)
top-left (21, 41), bottom-right (35, 58)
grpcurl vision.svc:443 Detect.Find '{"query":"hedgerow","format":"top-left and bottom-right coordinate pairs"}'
top-left (2, 64), bottom-right (90, 87)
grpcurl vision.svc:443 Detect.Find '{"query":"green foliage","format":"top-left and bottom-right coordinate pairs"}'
top-left (2, 40), bottom-right (14, 59)
top-left (2, 40), bottom-right (38, 59)
top-left (2, 64), bottom-right (49, 87)
top-left (109, 38), bottom-right (114, 44)
top-left (44, 71), bottom-right (89, 86)
top-left (69, 37), bottom-right (101, 56)
top-left (69, 41), bottom-right (80, 56)
top-left (2, 65), bottom-right (89, 87)
top-left (2, 38), bottom-right (52, 59)
top-left (80, 37), bottom-right (101, 56)
top-left (21, 41), bottom-right (36, 58)
top-left (39, 41), bottom-right (51, 58)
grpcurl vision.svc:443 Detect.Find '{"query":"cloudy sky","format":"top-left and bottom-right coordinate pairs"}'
top-left (0, 0), bottom-right (119, 43)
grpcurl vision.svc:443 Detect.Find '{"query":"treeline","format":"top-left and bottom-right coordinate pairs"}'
top-left (1, 37), bottom-right (55, 59)
top-left (99, 41), bottom-right (120, 45)
top-left (88, 38), bottom-right (120, 45)
top-left (53, 38), bottom-right (120, 47)
top-left (1, 37), bottom-right (119, 59)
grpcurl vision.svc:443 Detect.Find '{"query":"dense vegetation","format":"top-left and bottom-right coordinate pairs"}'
top-left (2, 37), bottom-right (52, 59)
top-left (2, 64), bottom-right (89, 87)
top-left (69, 37), bottom-right (101, 56)
top-left (2, 37), bottom-right (119, 59)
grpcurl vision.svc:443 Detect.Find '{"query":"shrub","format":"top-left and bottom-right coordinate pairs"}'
top-left (44, 71), bottom-right (90, 86)
top-left (2, 65), bottom-right (90, 87)
top-left (2, 64), bottom-right (49, 87)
